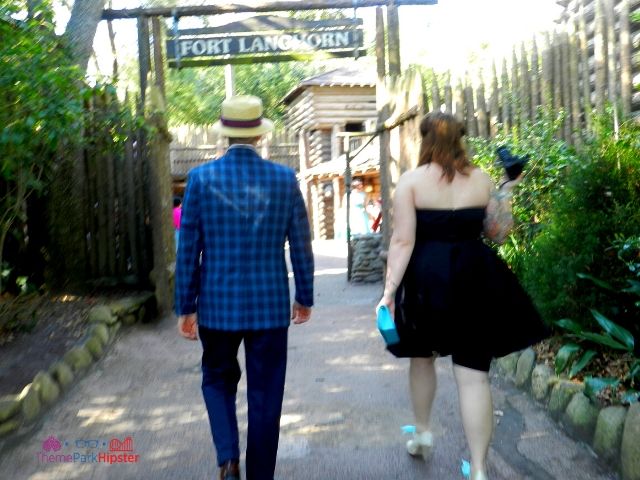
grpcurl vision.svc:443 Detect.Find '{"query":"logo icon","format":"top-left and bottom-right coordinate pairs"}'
top-left (109, 436), bottom-right (133, 452)
top-left (42, 436), bottom-right (62, 452)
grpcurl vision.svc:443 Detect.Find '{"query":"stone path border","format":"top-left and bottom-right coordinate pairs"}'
top-left (0, 292), bottom-right (157, 447)
top-left (495, 348), bottom-right (640, 480)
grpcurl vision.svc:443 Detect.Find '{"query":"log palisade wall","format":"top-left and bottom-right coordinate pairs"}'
top-left (422, 0), bottom-right (639, 144)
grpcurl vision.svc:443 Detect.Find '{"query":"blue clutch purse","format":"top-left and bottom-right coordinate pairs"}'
top-left (377, 305), bottom-right (400, 345)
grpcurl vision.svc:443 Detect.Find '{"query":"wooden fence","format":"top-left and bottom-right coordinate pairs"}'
top-left (80, 90), bottom-right (153, 284)
top-left (169, 125), bottom-right (300, 178)
top-left (421, 0), bottom-right (640, 144)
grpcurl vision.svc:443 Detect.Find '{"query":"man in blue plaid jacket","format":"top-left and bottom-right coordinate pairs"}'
top-left (174, 96), bottom-right (314, 480)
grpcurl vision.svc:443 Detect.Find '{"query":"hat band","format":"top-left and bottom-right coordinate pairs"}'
top-left (220, 116), bottom-right (262, 128)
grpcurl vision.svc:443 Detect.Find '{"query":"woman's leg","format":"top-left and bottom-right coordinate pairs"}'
top-left (409, 357), bottom-right (437, 433)
top-left (453, 363), bottom-right (492, 479)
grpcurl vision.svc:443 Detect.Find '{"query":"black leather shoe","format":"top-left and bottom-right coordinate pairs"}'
top-left (218, 460), bottom-right (240, 480)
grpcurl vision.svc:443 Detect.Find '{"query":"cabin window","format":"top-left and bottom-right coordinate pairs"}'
top-left (345, 122), bottom-right (365, 132)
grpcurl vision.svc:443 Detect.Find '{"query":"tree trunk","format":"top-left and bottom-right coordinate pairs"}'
top-left (63, 0), bottom-right (107, 72)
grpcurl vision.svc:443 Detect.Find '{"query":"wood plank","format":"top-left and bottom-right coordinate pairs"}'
top-left (174, 17), bottom-right (363, 36)
top-left (489, 63), bottom-right (499, 136)
top-left (137, 17), bottom-right (151, 111)
top-left (519, 42), bottom-right (531, 124)
top-left (560, 30), bottom-right (572, 141)
top-left (388, 1), bottom-right (401, 76)
top-left (476, 80), bottom-right (488, 138)
top-left (531, 36), bottom-right (540, 114)
top-left (152, 17), bottom-right (166, 98)
top-left (578, 0), bottom-right (593, 130)
top-left (501, 58), bottom-right (511, 131)
top-left (593, 0), bottom-right (606, 113)
top-left (104, 93), bottom-right (117, 277)
top-left (444, 73), bottom-right (453, 114)
top-left (620, 0), bottom-right (632, 117)
top-left (103, 1), bottom-right (440, 20)
top-left (464, 77), bottom-right (477, 137)
top-left (167, 49), bottom-right (366, 67)
top-left (604, 0), bottom-right (618, 109)
top-left (568, 19), bottom-right (582, 139)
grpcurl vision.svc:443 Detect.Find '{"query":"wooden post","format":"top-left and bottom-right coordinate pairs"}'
top-left (568, 18), bottom-right (582, 141)
top-left (430, 75), bottom-right (441, 112)
top-left (619, 0), bottom-right (632, 118)
top-left (511, 47), bottom-right (520, 128)
top-left (332, 175), bottom-right (342, 239)
top-left (501, 58), bottom-right (511, 131)
top-left (225, 64), bottom-right (235, 98)
top-left (387, 0), bottom-right (401, 77)
top-left (476, 79), bottom-right (488, 138)
top-left (454, 77), bottom-right (465, 124)
top-left (137, 16), bottom-right (151, 112)
top-left (489, 62), bottom-right (499, 136)
top-left (578, 0), bottom-right (592, 130)
top-left (541, 31), bottom-right (553, 112)
top-left (146, 83), bottom-right (175, 312)
top-left (552, 31), bottom-right (563, 126)
top-left (594, 0), bottom-right (606, 114)
top-left (151, 17), bottom-right (166, 98)
top-left (124, 135), bottom-right (140, 280)
top-left (560, 30), bottom-right (571, 140)
top-left (604, 0), bottom-right (618, 130)
top-left (376, 6), bottom-right (392, 251)
top-left (104, 91), bottom-right (117, 277)
top-left (464, 74), bottom-right (477, 137)
top-left (520, 43), bottom-right (531, 125)
top-left (444, 72), bottom-right (453, 114)
top-left (531, 36), bottom-right (540, 117)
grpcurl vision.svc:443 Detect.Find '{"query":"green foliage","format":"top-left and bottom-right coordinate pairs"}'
top-left (518, 117), bottom-right (640, 326)
top-left (166, 62), bottom-right (321, 127)
top-left (584, 376), bottom-right (620, 403)
top-left (469, 111), bottom-right (576, 273)
top-left (0, 1), bottom-right (83, 293)
top-left (556, 309), bottom-right (635, 353)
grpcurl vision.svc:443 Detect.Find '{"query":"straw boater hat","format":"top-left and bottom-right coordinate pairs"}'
top-left (213, 95), bottom-right (274, 138)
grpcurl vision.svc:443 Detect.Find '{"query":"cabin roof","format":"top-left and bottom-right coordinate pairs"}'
top-left (282, 66), bottom-right (376, 105)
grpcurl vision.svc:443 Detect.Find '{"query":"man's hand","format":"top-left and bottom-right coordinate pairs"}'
top-left (291, 301), bottom-right (312, 325)
top-left (178, 313), bottom-right (198, 340)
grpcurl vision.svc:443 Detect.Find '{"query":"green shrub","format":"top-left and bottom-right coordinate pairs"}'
top-left (469, 111), bottom-right (577, 273)
top-left (521, 118), bottom-right (640, 331)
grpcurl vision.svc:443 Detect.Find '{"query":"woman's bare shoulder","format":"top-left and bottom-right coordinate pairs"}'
top-left (469, 167), bottom-right (494, 188)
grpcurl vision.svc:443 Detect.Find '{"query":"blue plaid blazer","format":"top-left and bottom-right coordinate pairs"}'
top-left (174, 145), bottom-right (314, 331)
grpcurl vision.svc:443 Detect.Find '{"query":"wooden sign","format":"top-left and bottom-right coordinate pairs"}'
top-left (166, 16), bottom-right (365, 67)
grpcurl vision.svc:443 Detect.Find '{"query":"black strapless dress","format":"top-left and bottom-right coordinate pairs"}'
top-left (388, 208), bottom-right (548, 362)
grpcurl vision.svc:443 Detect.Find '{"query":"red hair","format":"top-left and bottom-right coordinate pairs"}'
top-left (417, 112), bottom-right (472, 182)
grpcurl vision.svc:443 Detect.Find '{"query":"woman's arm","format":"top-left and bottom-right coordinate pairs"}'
top-left (379, 175), bottom-right (416, 309)
top-left (483, 179), bottom-right (518, 244)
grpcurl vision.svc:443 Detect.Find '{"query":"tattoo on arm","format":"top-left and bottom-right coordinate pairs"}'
top-left (484, 190), bottom-right (514, 244)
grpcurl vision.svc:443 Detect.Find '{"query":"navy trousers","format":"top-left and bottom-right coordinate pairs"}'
top-left (199, 326), bottom-right (288, 480)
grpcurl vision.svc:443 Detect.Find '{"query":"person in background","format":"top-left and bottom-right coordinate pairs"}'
top-left (377, 112), bottom-right (548, 480)
top-left (348, 177), bottom-right (371, 235)
top-left (174, 95), bottom-right (314, 480)
top-left (173, 196), bottom-right (182, 251)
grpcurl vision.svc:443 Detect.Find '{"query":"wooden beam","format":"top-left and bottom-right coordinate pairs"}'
top-left (387, 0), bottom-right (401, 76)
top-left (137, 16), bottom-right (151, 112)
top-left (103, 1), bottom-right (439, 20)
top-left (151, 17), bottom-right (166, 98)
top-left (167, 49), bottom-right (366, 67)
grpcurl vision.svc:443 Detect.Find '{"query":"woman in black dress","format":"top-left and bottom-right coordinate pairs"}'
top-left (377, 112), bottom-right (547, 480)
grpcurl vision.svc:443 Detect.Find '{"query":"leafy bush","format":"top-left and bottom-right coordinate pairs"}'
top-left (469, 111), bottom-right (577, 273)
top-left (520, 117), bottom-right (640, 331)
top-left (0, 2), bottom-right (83, 293)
